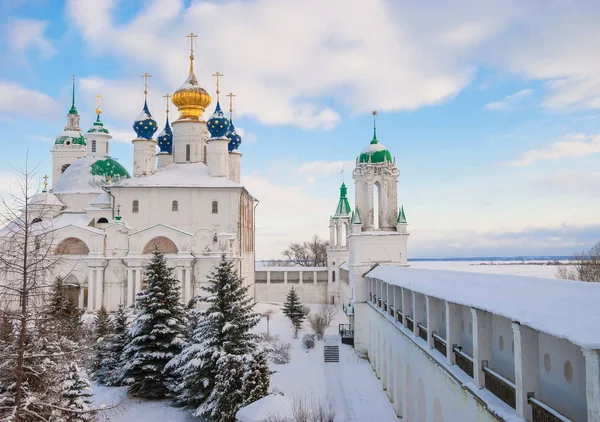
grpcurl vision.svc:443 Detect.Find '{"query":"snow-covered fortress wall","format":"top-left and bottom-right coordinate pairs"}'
top-left (362, 266), bottom-right (599, 421)
top-left (254, 267), bottom-right (329, 304)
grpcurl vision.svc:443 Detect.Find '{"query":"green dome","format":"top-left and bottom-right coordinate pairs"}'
top-left (87, 115), bottom-right (110, 134)
top-left (55, 130), bottom-right (86, 146)
top-left (54, 156), bottom-right (130, 194)
top-left (358, 138), bottom-right (392, 164)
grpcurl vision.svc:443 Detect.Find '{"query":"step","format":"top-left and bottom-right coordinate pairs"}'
top-left (324, 345), bottom-right (340, 363)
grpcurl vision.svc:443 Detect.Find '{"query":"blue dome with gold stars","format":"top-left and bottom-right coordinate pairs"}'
top-left (157, 117), bottom-right (173, 154)
top-left (207, 102), bottom-right (230, 138)
top-left (227, 121), bottom-right (242, 152)
top-left (133, 101), bottom-right (158, 140)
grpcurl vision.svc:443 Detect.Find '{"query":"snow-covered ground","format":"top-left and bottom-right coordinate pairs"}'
top-left (93, 302), bottom-right (398, 421)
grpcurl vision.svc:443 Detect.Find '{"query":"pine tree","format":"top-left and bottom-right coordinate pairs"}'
top-left (102, 304), bottom-right (130, 386)
top-left (57, 362), bottom-right (94, 421)
top-left (91, 306), bottom-right (113, 383)
top-left (46, 277), bottom-right (84, 339)
top-left (168, 256), bottom-right (262, 420)
top-left (242, 348), bottom-right (271, 406)
top-left (121, 249), bottom-right (186, 399)
top-left (282, 286), bottom-right (305, 337)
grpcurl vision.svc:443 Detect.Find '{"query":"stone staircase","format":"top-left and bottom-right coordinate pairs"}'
top-left (324, 345), bottom-right (340, 363)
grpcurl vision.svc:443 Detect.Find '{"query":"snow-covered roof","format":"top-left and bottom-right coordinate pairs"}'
top-left (0, 212), bottom-right (97, 237)
top-left (113, 162), bottom-right (241, 188)
top-left (339, 261), bottom-right (349, 270)
top-left (91, 191), bottom-right (111, 206)
top-left (29, 192), bottom-right (65, 207)
top-left (367, 265), bottom-right (600, 349)
top-left (236, 394), bottom-right (292, 422)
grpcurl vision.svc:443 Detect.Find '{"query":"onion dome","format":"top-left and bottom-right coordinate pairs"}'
top-left (226, 121), bottom-right (242, 152)
top-left (172, 60), bottom-right (212, 120)
top-left (207, 102), bottom-right (230, 138)
top-left (157, 116), bottom-right (173, 154)
top-left (88, 114), bottom-right (110, 134)
top-left (358, 115), bottom-right (392, 164)
top-left (133, 101), bottom-right (158, 140)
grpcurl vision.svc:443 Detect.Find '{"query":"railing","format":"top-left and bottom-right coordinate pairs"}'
top-left (369, 292), bottom-right (373, 302)
top-left (406, 316), bottom-right (414, 332)
top-left (378, 298), bottom-right (382, 308)
top-left (483, 365), bottom-right (516, 409)
top-left (396, 310), bottom-right (403, 324)
top-left (373, 295), bottom-right (377, 305)
top-left (528, 395), bottom-right (572, 422)
top-left (432, 332), bottom-right (447, 356)
top-left (389, 305), bottom-right (395, 318)
top-left (338, 323), bottom-right (351, 334)
top-left (453, 346), bottom-right (474, 378)
top-left (383, 301), bottom-right (388, 313)
top-left (417, 323), bottom-right (428, 341)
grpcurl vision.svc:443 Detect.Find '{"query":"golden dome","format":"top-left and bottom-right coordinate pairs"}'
top-left (172, 71), bottom-right (212, 121)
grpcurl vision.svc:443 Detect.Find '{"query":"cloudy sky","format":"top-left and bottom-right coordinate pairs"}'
top-left (2, 0), bottom-right (600, 259)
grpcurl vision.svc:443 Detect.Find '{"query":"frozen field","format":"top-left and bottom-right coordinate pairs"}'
top-left (93, 302), bottom-right (398, 421)
top-left (409, 260), bottom-right (562, 279)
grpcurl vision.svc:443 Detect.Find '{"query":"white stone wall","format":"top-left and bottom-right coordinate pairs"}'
top-left (172, 120), bottom-right (209, 164)
top-left (132, 139), bottom-right (157, 177)
top-left (254, 269), bottom-right (329, 303)
top-left (491, 314), bottom-right (516, 381)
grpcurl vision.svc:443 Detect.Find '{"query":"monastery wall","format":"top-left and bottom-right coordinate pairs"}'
top-left (254, 268), bottom-right (329, 304)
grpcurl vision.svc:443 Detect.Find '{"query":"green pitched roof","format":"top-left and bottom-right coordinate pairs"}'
top-left (334, 183), bottom-right (352, 217)
top-left (351, 206), bottom-right (362, 225)
top-left (397, 205), bottom-right (407, 224)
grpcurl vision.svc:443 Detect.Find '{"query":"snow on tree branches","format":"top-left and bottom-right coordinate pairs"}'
top-left (282, 287), bottom-right (306, 338)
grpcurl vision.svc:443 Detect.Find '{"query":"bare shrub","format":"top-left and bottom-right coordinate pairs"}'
top-left (265, 395), bottom-right (335, 422)
top-left (307, 305), bottom-right (338, 340)
top-left (302, 334), bottom-right (315, 349)
top-left (300, 305), bottom-right (311, 318)
top-left (556, 242), bottom-right (600, 283)
top-left (270, 340), bottom-right (291, 364)
top-left (318, 304), bottom-right (338, 327)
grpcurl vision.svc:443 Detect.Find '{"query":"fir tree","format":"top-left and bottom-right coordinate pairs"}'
top-left (242, 348), bottom-right (271, 406)
top-left (91, 306), bottom-right (113, 383)
top-left (167, 256), bottom-right (262, 419)
top-left (121, 249), bottom-right (186, 399)
top-left (57, 362), bottom-right (94, 421)
top-left (282, 286), bottom-right (305, 337)
top-left (102, 304), bottom-right (131, 386)
top-left (46, 277), bottom-right (83, 339)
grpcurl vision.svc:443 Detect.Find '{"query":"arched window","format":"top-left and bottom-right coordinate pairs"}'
top-left (332, 271), bottom-right (336, 282)
top-left (172, 200), bottom-right (178, 211)
top-left (31, 218), bottom-right (42, 224)
top-left (61, 163), bottom-right (70, 173)
top-left (203, 145), bottom-right (207, 163)
top-left (212, 200), bottom-right (218, 214)
top-left (106, 143), bottom-right (109, 154)
top-left (132, 200), bottom-right (139, 213)
top-left (34, 235), bottom-right (40, 251)
top-left (91, 140), bottom-right (96, 153)
top-left (186, 144), bottom-right (191, 162)
top-left (97, 217), bottom-right (109, 224)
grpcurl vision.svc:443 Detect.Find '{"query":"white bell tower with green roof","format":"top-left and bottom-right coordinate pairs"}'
top-left (51, 76), bottom-right (87, 189)
top-left (347, 111), bottom-right (409, 356)
top-left (327, 182), bottom-right (352, 304)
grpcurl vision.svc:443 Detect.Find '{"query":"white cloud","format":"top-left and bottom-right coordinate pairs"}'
top-left (502, 133), bottom-right (600, 166)
top-left (5, 18), bottom-right (56, 60)
top-left (485, 89), bottom-right (533, 110)
top-left (0, 81), bottom-right (58, 117)
top-left (295, 160), bottom-right (355, 183)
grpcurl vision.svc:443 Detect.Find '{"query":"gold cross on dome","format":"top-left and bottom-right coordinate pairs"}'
top-left (141, 72), bottom-right (152, 100)
top-left (163, 93), bottom-right (172, 114)
top-left (186, 32), bottom-right (198, 56)
top-left (212, 72), bottom-right (223, 101)
top-left (226, 92), bottom-right (236, 114)
top-left (96, 94), bottom-right (102, 114)
top-left (42, 174), bottom-right (48, 190)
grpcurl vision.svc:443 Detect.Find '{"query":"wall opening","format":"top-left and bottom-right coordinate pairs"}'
top-left (55, 237), bottom-right (90, 255)
top-left (186, 144), bottom-right (191, 162)
top-left (91, 139), bottom-right (96, 153)
top-left (142, 236), bottom-right (178, 254)
top-left (374, 181), bottom-right (381, 229)
top-left (132, 200), bottom-right (139, 213)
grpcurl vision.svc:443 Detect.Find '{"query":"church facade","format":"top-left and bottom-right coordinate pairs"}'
top-left (11, 41), bottom-right (255, 312)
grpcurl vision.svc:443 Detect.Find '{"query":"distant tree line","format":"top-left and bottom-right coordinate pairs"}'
top-left (281, 235), bottom-right (329, 267)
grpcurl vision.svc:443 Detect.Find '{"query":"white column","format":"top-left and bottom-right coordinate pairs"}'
top-left (135, 268), bottom-right (142, 298)
top-left (299, 271), bottom-right (303, 284)
top-left (266, 271), bottom-right (271, 284)
top-left (584, 349), bottom-right (600, 421)
top-left (284, 271), bottom-right (288, 284)
top-left (413, 293), bottom-right (423, 337)
top-left (78, 287), bottom-right (84, 309)
top-left (329, 223), bottom-right (335, 245)
top-left (426, 296), bottom-right (437, 349)
top-left (445, 301), bottom-right (461, 365)
top-left (127, 268), bottom-right (134, 306)
top-left (313, 271), bottom-right (317, 284)
top-left (337, 220), bottom-right (344, 247)
top-left (95, 267), bottom-right (104, 310)
top-left (402, 288), bottom-right (410, 328)
top-left (184, 268), bottom-right (192, 304)
top-left (513, 323), bottom-right (539, 420)
top-left (87, 268), bottom-right (95, 312)
top-left (472, 308), bottom-right (492, 388)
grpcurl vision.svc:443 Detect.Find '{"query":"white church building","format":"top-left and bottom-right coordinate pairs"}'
top-left (5, 42), bottom-right (255, 313)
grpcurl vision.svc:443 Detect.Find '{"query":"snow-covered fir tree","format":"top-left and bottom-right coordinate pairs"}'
top-left (91, 306), bottom-right (112, 382)
top-left (101, 304), bottom-right (131, 386)
top-left (167, 256), bottom-right (263, 420)
top-left (55, 362), bottom-right (94, 421)
top-left (121, 249), bottom-right (186, 398)
top-left (242, 348), bottom-right (271, 406)
top-left (282, 286), bottom-right (305, 337)
top-left (46, 277), bottom-right (84, 339)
